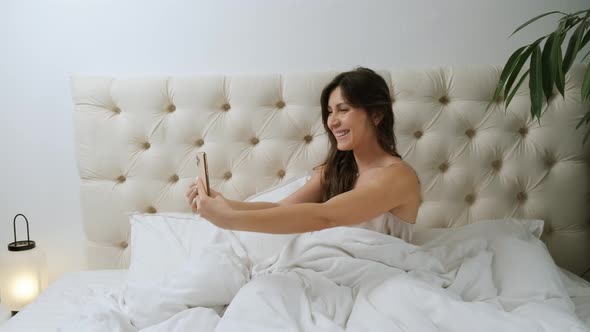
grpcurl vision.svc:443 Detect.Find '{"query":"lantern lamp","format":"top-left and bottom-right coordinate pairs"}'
top-left (0, 214), bottom-right (47, 316)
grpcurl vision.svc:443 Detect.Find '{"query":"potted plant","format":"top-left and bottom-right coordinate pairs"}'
top-left (491, 9), bottom-right (590, 142)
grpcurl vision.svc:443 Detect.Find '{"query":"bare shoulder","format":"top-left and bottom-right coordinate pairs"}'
top-left (367, 161), bottom-right (420, 192)
top-left (312, 164), bottom-right (326, 181)
top-left (368, 161), bottom-right (421, 222)
top-left (279, 164), bottom-right (325, 205)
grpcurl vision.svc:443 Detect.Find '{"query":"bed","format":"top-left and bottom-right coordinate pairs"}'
top-left (2, 65), bottom-right (590, 331)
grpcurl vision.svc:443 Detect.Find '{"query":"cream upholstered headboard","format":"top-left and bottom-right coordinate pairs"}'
top-left (70, 65), bottom-right (590, 277)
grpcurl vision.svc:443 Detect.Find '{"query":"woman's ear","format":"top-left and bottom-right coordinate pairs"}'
top-left (372, 112), bottom-right (384, 126)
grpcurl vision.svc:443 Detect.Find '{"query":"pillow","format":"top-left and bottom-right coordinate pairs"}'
top-left (234, 173), bottom-right (312, 266)
top-left (414, 218), bottom-right (544, 247)
top-left (244, 172), bottom-right (312, 202)
top-left (124, 212), bottom-right (249, 328)
top-left (411, 227), bottom-right (450, 246)
top-left (490, 235), bottom-right (571, 310)
top-left (127, 212), bottom-right (246, 279)
top-left (126, 173), bottom-right (311, 281)
top-left (417, 219), bottom-right (571, 310)
top-left (122, 174), bottom-right (312, 328)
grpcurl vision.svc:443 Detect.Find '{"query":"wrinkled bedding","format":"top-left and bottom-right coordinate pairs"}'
top-left (47, 225), bottom-right (589, 332)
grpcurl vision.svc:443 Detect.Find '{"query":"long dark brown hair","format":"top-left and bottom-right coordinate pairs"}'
top-left (319, 67), bottom-right (401, 202)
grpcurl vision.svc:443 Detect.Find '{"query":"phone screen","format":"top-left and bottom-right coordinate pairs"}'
top-left (195, 152), bottom-right (210, 195)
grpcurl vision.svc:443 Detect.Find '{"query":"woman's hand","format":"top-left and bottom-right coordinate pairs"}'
top-left (186, 178), bottom-right (220, 202)
top-left (186, 178), bottom-right (235, 228)
top-left (186, 177), bottom-right (220, 214)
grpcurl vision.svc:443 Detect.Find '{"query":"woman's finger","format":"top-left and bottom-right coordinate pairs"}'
top-left (190, 192), bottom-right (201, 210)
top-left (187, 189), bottom-right (197, 204)
top-left (196, 177), bottom-right (208, 197)
top-left (194, 197), bottom-right (201, 211)
top-left (186, 182), bottom-right (197, 197)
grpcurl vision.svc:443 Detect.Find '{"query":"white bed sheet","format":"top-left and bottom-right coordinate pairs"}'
top-left (0, 270), bottom-right (127, 332)
top-left (574, 296), bottom-right (590, 327)
top-left (0, 268), bottom-right (589, 331)
top-left (561, 268), bottom-right (590, 327)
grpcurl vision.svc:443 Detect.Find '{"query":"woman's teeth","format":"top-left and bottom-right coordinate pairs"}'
top-left (335, 130), bottom-right (350, 138)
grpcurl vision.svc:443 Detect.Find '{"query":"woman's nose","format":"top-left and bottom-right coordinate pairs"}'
top-left (328, 114), bottom-right (339, 128)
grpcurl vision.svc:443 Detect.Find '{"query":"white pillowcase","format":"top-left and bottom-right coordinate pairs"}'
top-left (412, 218), bottom-right (544, 246)
top-left (126, 212), bottom-right (242, 279)
top-left (234, 173), bottom-right (312, 266)
top-left (123, 175), bottom-right (312, 328)
top-left (124, 212), bottom-right (249, 328)
top-left (244, 172), bottom-right (312, 203)
top-left (417, 219), bottom-right (571, 310)
top-left (126, 173), bottom-right (311, 284)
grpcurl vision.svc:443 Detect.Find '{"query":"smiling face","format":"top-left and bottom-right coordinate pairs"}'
top-left (327, 86), bottom-right (379, 151)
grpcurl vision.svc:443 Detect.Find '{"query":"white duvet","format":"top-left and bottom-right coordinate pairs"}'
top-left (59, 223), bottom-right (589, 332)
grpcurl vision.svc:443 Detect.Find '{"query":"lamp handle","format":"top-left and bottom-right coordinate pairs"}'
top-left (13, 214), bottom-right (31, 243)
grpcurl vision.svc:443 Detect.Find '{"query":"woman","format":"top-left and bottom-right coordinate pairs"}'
top-left (185, 67), bottom-right (421, 239)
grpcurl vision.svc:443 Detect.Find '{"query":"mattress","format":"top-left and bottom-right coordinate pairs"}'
top-left (0, 270), bottom-right (127, 332)
top-left (0, 268), bottom-right (589, 331)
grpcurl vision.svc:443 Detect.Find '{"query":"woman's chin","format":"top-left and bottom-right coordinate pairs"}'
top-left (336, 142), bottom-right (353, 151)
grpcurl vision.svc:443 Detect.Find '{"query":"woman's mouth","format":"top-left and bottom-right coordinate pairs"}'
top-left (334, 130), bottom-right (350, 139)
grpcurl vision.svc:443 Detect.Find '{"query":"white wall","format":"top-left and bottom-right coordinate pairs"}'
top-left (1, 0), bottom-right (588, 283)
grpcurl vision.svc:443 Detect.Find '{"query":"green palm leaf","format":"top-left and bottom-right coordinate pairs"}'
top-left (504, 45), bottom-right (534, 98)
top-left (580, 28), bottom-right (590, 49)
top-left (582, 64), bottom-right (590, 100)
top-left (576, 111), bottom-right (590, 129)
top-left (487, 45), bottom-right (528, 111)
top-left (504, 38), bottom-right (544, 108)
top-left (555, 35), bottom-right (565, 98)
top-left (562, 12), bottom-right (588, 73)
top-left (529, 44), bottom-right (543, 120)
top-left (570, 9), bottom-right (590, 16)
top-left (505, 69), bottom-right (530, 109)
top-left (542, 33), bottom-right (557, 101)
top-left (510, 11), bottom-right (566, 37)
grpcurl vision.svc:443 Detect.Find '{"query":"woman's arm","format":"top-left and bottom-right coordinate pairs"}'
top-left (225, 200), bottom-right (279, 211)
top-left (188, 167), bottom-right (324, 212)
top-left (187, 182), bottom-right (278, 211)
top-left (197, 164), bottom-right (418, 233)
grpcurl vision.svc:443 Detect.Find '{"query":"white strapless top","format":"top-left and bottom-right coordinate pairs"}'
top-left (350, 212), bottom-right (414, 243)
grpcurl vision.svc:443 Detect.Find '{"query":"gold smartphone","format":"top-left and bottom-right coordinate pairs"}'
top-left (195, 152), bottom-right (210, 196)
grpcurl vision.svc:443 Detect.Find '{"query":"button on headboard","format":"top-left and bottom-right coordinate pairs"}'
top-left (71, 65), bottom-right (590, 277)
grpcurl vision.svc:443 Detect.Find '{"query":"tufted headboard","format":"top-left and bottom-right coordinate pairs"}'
top-left (71, 65), bottom-right (590, 277)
